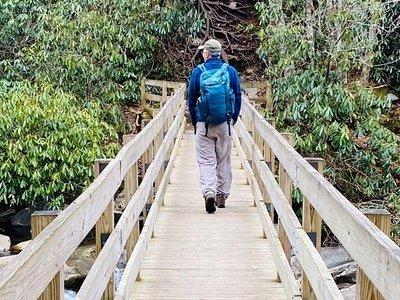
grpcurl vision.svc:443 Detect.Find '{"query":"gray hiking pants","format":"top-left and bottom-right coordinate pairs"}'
top-left (196, 122), bottom-right (232, 199)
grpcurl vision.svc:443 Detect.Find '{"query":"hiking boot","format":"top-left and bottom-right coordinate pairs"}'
top-left (216, 194), bottom-right (226, 208)
top-left (205, 194), bottom-right (216, 214)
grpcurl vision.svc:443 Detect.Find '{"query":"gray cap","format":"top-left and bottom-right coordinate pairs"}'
top-left (198, 39), bottom-right (222, 52)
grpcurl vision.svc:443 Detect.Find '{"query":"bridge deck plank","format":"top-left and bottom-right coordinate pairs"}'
top-left (131, 130), bottom-right (287, 299)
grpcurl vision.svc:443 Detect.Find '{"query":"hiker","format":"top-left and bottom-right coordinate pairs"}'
top-left (188, 39), bottom-right (242, 213)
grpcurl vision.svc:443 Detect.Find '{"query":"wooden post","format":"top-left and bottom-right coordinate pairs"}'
top-left (140, 78), bottom-right (146, 109)
top-left (356, 209), bottom-right (391, 300)
top-left (122, 135), bottom-right (141, 280)
top-left (263, 118), bottom-right (276, 218)
top-left (265, 82), bottom-right (272, 111)
top-left (277, 132), bottom-right (294, 282)
top-left (162, 81), bottom-right (167, 103)
top-left (301, 158), bottom-right (324, 299)
top-left (93, 159), bottom-right (115, 299)
top-left (31, 211), bottom-right (63, 300)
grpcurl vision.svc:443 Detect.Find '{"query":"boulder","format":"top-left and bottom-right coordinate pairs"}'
top-left (11, 240), bottom-right (30, 252)
top-left (0, 234), bottom-right (11, 252)
top-left (11, 208), bottom-right (31, 227)
top-left (329, 261), bottom-right (356, 283)
top-left (320, 246), bottom-right (353, 269)
top-left (64, 244), bottom-right (96, 286)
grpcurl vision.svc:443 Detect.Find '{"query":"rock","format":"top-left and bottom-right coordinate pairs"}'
top-left (340, 284), bottom-right (356, 299)
top-left (329, 261), bottom-right (356, 283)
top-left (320, 246), bottom-right (353, 269)
top-left (291, 246), bottom-right (354, 279)
top-left (0, 255), bottom-right (15, 273)
top-left (114, 193), bottom-right (126, 212)
top-left (10, 240), bottom-right (30, 252)
top-left (64, 244), bottom-right (96, 286)
top-left (11, 208), bottom-right (31, 227)
top-left (64, 244), bottom-right (128, 288)
top-left (0, 234), bottom-right (11, 252)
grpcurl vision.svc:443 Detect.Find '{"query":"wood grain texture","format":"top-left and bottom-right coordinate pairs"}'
top-left (232, 131), bottom-right (301, 299)
top-left (115, 118), bottom-right (187, 300)
top-left (0, 84), bottom-right (185, 300)
top-left (235, 120), bottom-right (342, 300)
top-left (127, 130), bottom-right (287, 300)
top-left (31, 211), bottom-right (63, 300)
top-left (302, 158), bottom-right (324, 300)
top-left (242, 100), bottom-right (400, 300)
top-left (76, 105), bottom-right (186, 300)
top-left (356, 209), bottom-right (391, 300)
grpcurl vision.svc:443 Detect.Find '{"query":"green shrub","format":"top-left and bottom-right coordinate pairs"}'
top-left (256, 0), bottom-right (400, 240)
top-left (272, 70), bottom-right (399, 203)
top-left (1, 0), bottom-right (203, 104)
top-left (0, 81), bottom-right (119, 208)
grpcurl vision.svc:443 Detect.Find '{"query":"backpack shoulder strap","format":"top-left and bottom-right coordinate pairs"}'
top-left (220, 63), bottom-right (229, 73)
top-left (198, 64), bottom-right (207, 72)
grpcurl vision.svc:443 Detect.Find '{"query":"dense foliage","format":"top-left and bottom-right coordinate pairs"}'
top-left (1, 0), bottom-right (202, 104)
top-left (256, 0), bottom-right (399, 240)
top-left (0, 81), bottom-right (119, 208)
top-left (373, 2), bottom-right (400, 93)
top-left (0, 0), bottom-right (202, 208)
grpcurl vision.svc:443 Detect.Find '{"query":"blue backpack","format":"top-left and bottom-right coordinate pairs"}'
top-left (196, 63), bottom-right (235, 135)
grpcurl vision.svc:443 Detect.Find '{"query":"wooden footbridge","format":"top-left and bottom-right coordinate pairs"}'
top-left (0, 80), bottom-right (399, 300)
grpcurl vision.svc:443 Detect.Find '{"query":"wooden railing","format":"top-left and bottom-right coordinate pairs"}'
top-left (235, 98), bottom-right (400, 300)
top-left (140, 78), bottom-right (183, 114)
top-left (0, 81), bottom-right (186, 300)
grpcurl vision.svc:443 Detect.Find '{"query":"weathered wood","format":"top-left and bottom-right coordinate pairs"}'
top-left (145, 93), bottom-right (164, 103)
top-left (76, 105), bottom-right (185, 300)
top-left (31, 211), bottom-right (63, 300)
top-left (242, 100), bottom-right (400, 300)
top-left (278, 132), bottom-right (294, 282)
top-left (0, 83), bottom-right (186, 300)
top-left (302, 158), bottom-right (324, 300)
top-left (356, 209), bottom-right (391, 300)
top-left (235, 120), bottom-right (342, 300)
top-left (0, 257), bottom-right (14, 274)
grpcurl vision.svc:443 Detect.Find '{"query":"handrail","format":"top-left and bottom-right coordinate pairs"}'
top-left (235, 119), bottom-right (342, 300)
top-left (115, 118), bottom-right (187, 299)
top-left (0, 82), bottom-right (186, 300)
top-left (232, 130), bottom-right (301, 300)
top-left (241, 99), bottom-right (400, 300)
top-left (76, 104), bottom-right (186, 299)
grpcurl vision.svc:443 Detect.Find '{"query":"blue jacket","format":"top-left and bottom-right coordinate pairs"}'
top-left (188, 57), bottom-right (241, 125)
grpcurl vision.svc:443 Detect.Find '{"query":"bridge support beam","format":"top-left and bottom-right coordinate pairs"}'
top-left (356, 209), bottom-right (391, 300)
top-left (301, 158), bottom-right (324, 299)
top-left (31, 211), bottom-right (63, 300)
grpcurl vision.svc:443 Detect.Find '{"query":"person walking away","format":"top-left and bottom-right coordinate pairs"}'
top-left (188, 39), bottom-right (242, 214)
